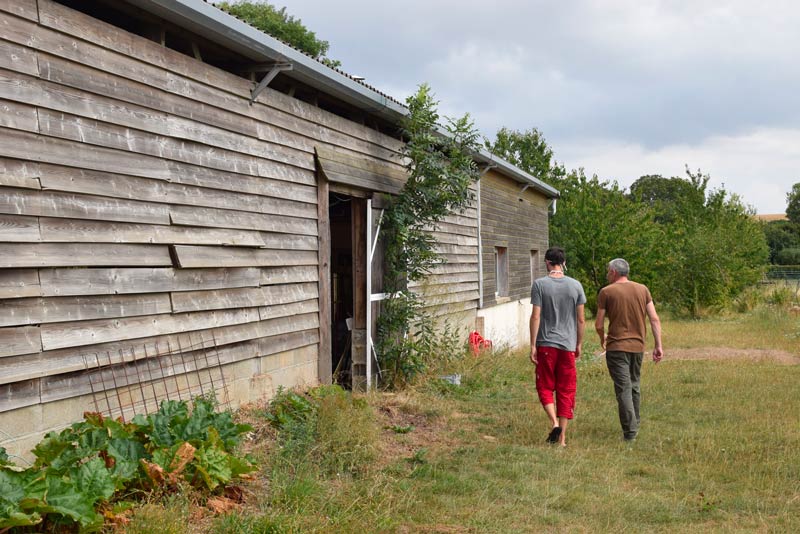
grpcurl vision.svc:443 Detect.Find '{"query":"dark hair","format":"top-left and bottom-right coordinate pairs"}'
top-left (545, 247), bottom-right (566, 266)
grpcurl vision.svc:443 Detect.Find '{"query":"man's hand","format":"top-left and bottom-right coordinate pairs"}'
top-left (530, 346), bottom-right (538, 365)
top-left (575, 345), bottom-right (582, 360)
top-left (652, 346), bottom-right (663, 363)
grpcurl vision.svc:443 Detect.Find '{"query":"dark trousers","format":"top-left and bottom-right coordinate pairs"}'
top-left (605, 351), bottom-right (643, 440)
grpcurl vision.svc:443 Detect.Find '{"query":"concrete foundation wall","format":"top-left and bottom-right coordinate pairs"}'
top-left (0, 344), bottom-right (318, 460)
top-left (477, 298), bottom-right (532, 349)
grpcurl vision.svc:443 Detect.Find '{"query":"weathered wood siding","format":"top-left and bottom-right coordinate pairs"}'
top-left (0, 0), bottom-right (480, 416)
top-left (480, 170), bottom-right (550, 306)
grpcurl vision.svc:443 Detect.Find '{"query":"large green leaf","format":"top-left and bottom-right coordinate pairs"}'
top-left (74, 458), bottom-right (115, 502)
top-left (107, 438), bottom-right (147, 484)
top-left (193, 445), bottom-right (232, 491)
top-left (41, 476), bottom-right (102, 529)
top-left (0, 469), bottom-right (27, 504)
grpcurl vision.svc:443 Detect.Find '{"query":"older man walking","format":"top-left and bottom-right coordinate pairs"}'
top-left (595, 258), bottom-right (663, 442)
top-left (530, 247), bottom-right (586, 447)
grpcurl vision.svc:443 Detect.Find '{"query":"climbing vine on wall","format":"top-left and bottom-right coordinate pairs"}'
top-left (376, 84), bottom-right (481, 388)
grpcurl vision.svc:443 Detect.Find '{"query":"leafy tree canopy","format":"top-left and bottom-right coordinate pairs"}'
top-left (486, 127), bottom-right (566, 183)
top-left (786, 182), bottom-right (800, 224)
top-left (218, 1), bottom-right (341, 68)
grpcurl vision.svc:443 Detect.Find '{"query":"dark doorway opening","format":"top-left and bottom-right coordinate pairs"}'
top-left (329, 193), bottom-right (353, 388)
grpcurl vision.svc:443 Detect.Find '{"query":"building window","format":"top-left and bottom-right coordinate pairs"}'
top-left (530, 249), bottom-right (540, 284)
top-left (495, 246), bottom-right (509, 297)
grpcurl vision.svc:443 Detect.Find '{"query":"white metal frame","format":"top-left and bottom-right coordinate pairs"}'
top-left (365, 199), bottom-right (386, 390)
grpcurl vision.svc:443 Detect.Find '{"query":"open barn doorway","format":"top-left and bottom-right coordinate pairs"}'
top-left (329, 192), bottom-right (354, 388)
top-left (327, 192), bottom-right (382, 390)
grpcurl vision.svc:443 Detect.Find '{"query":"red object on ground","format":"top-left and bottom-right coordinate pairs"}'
top-left (468, 331), bottom-right (493, 355)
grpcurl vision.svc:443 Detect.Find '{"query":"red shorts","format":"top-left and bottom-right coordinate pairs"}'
top-left (535, 346), bottom-right (577, 419)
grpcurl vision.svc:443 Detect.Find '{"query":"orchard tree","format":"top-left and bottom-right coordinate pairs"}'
top-left (218, 1), bottom-right (341, 68)
top-left (787, 182), bottom-right (800, 224)
top-left (487, 128), bottom-right (566, 183)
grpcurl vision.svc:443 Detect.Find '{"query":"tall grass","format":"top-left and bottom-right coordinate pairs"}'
top-left (132, 309), bottom-right (799, 533)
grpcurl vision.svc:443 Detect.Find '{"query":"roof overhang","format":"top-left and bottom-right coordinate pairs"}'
top-left (124, 0), bottom-right (559, 199)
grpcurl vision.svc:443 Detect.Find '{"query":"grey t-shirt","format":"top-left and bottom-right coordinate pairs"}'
top-left (530, 275), bottom-right (587, 351)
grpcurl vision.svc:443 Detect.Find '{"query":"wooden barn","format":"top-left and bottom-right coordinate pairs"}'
top-left (0, 0), bottom-right (558, 453)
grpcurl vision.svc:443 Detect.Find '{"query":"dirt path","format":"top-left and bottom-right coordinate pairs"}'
top-left (666, 347), bottom-right (800, 365)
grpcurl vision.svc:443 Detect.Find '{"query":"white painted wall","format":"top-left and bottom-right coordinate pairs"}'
top-left (477, 298), bottom-right (533, 349)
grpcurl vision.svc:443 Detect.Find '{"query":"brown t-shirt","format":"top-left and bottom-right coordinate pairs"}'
top-left (597, 281), bottom-right (652, 353)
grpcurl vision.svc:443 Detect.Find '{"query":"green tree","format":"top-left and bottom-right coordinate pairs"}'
top-left (653, 169), bottom-right (768, 316)
top-left (486, 128), bottom-right (566, 183)
top-left (218, 1), bottom-right (341, 68)
top-left (764, 220), bottom-right (800, 264)
top-left (628, 173), bottom-right (706, 224)
top-left (786, 182), bottom-right (800, 224)
top-left (377, 84), bottom-right (481, 387)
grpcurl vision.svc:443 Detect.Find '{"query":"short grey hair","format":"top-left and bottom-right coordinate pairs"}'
top-left (608, 258), bottom-right (630, 276)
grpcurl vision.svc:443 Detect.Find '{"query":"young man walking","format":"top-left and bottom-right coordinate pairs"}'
top-left (595, 258), bottom-right (664, 442)
top-left (530, 247), bottom-right (586, 446)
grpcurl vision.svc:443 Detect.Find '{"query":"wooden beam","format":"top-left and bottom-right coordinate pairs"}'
top-left (317, 173), bottom-right (331, 384)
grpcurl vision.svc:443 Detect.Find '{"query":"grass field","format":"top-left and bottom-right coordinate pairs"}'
top-left (127, 308), bottom-right (800, 534)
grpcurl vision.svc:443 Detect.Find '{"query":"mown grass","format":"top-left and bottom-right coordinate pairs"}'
top-left (125, 308), bottom-right (800, 533)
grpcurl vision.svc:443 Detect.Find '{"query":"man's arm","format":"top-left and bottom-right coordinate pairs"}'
top-left (575, 304), bottom-right (585, 359)
top-left (529, 306), bottom-right (541, 364)
top-left (646, 301), bottom-right (663, 362)
top-left (594, 308), bottom-right (606, 350)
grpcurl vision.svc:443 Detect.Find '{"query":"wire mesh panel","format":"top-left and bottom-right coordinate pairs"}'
top-left (82, 332), bottom-right (230, 421)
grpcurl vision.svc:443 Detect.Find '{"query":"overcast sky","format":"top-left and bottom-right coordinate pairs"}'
top-left (281, 0), bottom-right (798, 213)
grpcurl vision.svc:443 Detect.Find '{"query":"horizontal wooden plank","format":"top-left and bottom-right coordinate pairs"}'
top-left (37, 162), bottom-right (318, 207)
top-left (421, 290), bottom-right (479, 307)
top-left (409, 272), bottom-right (479, 288)
top-left (433, 244), bottom-right (479, 256)
top-left (0, 38), bottom-right (38, 78)
top-left (40, 307), bottom-right (261, 351)
top-left (37, 108), bottom-right (272, 174)
top-left (0, 97), bottom-right (38, 132)
top-left (173, 245), bottom-right (318, 269)
top-left (0, 268), bottom-right (41, 299)
top-left (39, 217), bottom-right (267, 247)
top-left (39, 267), bottom-right (261, 297)
top-left (318, 157), bottom-right (403, 195)
top-left (0, 325), bottom-right (41, 358)
top-left (259, 298), bottom-right (319, 321)
top-left (0, 213), bottom-right (40, 241)
top-left (260, 265), bottom-right (319, 285)
top-left (1, 293), bottom-right (173, 328)
top-left (0, 187), bottom-right (171, 224)
top-left (316, 146), bottom-right (407, 182)
top-left (429, 231), bottom-right (478, 247)
top-left (0, 1), bottom-right (38, 22)
top-left (0, 125), bottom-right (170, 180)
top-left (0, 243), bottom-right (172, 268)
top-left (0, 127), bottom-right (293, 196)
top-left (170, 205), bottom-right (318, 235)
top-left (0, 158), bottom-right (40, 189)
top-left (0, 378), bottom-right (39, 413)
top-left (170, 282), bottom-right (318, 313)
top-left (428, 221), bottom-right (478, 238)
top-left (1, 317), bottom-right (320, 386)
top-left (413, 282), bottom-right (478, 297)
top-left (425, 299), bottom-right (478, 318)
